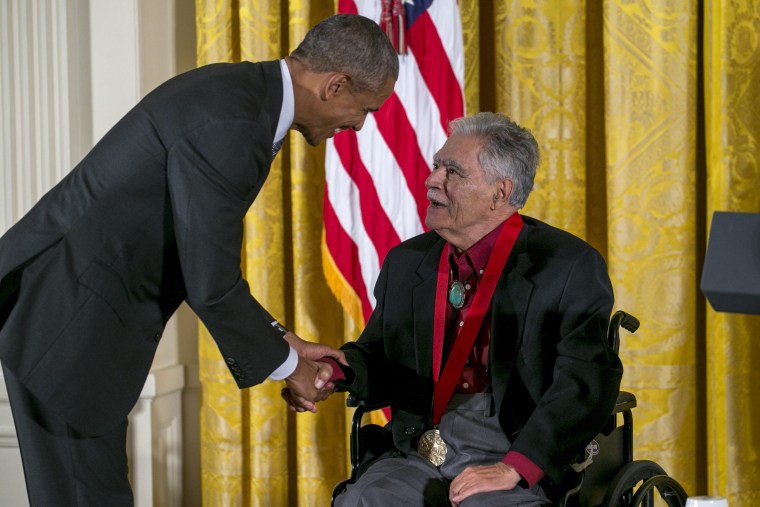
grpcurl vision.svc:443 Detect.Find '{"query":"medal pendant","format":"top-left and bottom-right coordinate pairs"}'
top-left (448, 281), bottom-right (466, 309)
top-left (417, 429), bottom-right (447, 466)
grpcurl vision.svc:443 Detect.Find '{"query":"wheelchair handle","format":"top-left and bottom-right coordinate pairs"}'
top-left (609, 311), bottom-right (640, 354)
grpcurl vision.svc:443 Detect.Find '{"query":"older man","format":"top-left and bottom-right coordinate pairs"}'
top-left (315, 112), bottom-right (623, 506)
top-left (0, 14), bottom-right (397, 506)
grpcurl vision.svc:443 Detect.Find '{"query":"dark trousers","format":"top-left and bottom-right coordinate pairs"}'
top-left (2, 363), bottom-right (133, 506)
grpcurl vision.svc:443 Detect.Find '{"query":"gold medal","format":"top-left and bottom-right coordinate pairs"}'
top-left (417, 428), bottom-right (447, 466)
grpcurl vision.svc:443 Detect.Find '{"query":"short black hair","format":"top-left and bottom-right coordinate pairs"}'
top-left (291, 14), bottom-right (399, 93)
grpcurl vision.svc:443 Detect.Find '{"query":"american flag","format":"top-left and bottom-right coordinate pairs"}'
top-left (323, 0), bottom-right (465, 328)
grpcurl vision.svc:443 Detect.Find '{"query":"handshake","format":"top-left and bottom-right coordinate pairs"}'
top-left (280, 332), bottom-right (346, 413)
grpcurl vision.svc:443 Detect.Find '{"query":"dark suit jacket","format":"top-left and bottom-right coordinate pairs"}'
top-left (339, 215), bottom-right (623, 485)
top-left (0, 60), bottom-right (289, 435)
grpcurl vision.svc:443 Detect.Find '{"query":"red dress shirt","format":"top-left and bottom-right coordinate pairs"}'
top-left (443, 223), bottom-right (499, 393)
top-left (443, 223), bottom-right (543, 486)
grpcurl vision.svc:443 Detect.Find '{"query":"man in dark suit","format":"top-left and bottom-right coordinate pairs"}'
top-left (305, 112), bottom-right (623, 506)
top-left (0, 13), bottom-right (398, 506)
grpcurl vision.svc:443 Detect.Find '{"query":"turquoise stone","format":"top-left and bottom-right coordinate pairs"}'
top-left (448, 281), bottom-right (466, 309)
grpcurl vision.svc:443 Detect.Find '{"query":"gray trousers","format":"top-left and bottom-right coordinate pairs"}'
top-left (335, 393), bottom-right (550, 507)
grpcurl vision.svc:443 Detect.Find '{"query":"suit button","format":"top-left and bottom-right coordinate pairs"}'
top-left (153, 332), bottom-right (162, 342)
top-left (226, 358), bottom-right (236, 365)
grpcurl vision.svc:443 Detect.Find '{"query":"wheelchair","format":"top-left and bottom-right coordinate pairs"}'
top-left (331, 311), bottom-right (689, 506)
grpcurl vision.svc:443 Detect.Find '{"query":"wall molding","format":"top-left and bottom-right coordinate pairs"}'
top-left (0, 1), bottom-right (199, 505)
top-left (0, 0), bottom-right (87, 234)
top-left (129, 364), bottom-right (186, 507)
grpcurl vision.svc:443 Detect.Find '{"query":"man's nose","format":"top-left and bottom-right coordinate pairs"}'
top-left (425, 166), bottom-right (443, 189)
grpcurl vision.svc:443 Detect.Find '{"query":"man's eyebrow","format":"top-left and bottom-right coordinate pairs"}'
top-left (434, 157), bottom-right (465, 173)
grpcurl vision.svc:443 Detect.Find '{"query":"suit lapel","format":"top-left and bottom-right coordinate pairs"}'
top-left (489, 225), bottom-right (533, 419)
top-left (492, 225), bottom-right (534, 361)
top-left (412, 236), bottom-right (445, 378)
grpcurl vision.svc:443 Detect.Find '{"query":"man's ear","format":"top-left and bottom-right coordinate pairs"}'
top-left (492, 179), bottom-right (513, 209)
top-left (321, 73), bottom-right (350, 101)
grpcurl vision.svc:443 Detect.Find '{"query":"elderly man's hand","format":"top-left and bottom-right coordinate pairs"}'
top-left (449, 462), bottom-right (521, 506)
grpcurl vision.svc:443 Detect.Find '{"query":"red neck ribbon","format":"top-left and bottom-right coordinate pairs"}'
top-left (431, 212), bottom-right (524, 424)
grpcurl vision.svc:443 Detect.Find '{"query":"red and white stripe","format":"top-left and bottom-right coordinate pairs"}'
top-left (324, 0), bottom-right (464, 325)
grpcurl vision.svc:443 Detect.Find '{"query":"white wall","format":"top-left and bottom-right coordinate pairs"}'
top-left (0, 1), bottom-right (200, 505)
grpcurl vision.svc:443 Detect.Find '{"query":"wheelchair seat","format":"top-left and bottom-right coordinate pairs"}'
top-left (331, 311), bottom-right (689, 507)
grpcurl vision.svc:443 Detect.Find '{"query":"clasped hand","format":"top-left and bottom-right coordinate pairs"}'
top-left (280, 332), bottom-right (345, 413)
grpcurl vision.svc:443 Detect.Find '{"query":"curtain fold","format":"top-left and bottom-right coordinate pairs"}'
top-left (195, 1), bottom-right (760, 504)
top-left (197, 0), bottom-right (290, 505)
top-left (604, 0), bottom-right (699, 492)
top-left (705, 1), bottom-right (760, 502)
top-left (494, 0), bottom-right (589, 237)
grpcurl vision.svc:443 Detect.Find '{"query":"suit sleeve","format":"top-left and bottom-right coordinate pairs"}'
top-left (509, 247), bottom-right (622, 483)
top-left (166, 119), bottom-right (289, 388)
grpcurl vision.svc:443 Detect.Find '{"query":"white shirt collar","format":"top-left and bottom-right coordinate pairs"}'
top-left (274, 59), bottom-right (294, 144)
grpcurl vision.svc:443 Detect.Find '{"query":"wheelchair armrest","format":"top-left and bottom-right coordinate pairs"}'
top-left (332, 396), bottom-right (393, 505)
top-left (345, 394), bottom-right (391, 479)
top-left (346, 393), bottom-right (391, 412)
top-left (613, 391), bottom-right (637, 414)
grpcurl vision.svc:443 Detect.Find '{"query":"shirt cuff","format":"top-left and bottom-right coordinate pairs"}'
top-left (502, 451), bottom-right (544, 488)
top-left (268, 346), bottom-right (297, 380)
top-left (317, 357), bottom-right (346, 383)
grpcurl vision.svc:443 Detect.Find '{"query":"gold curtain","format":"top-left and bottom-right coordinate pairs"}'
top-left (196, 1), bottom-right (348, 505)
top-left (196, 0), bottom-right (760, 504)
top-left (704, 1), bottom-right (760, 502)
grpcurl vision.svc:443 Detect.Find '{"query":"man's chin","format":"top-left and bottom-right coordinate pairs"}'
top-left (300, 134), bottom-right (322, 147)
top-left (425, 207), bottom-right (449, 225)
top-left (294, 127), bottom-right (322, 147)
top-left (424, 215), bottom-right (444, 231)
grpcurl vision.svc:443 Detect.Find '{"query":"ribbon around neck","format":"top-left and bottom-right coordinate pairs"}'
top-left (431, 212), bottom-right (524, 425)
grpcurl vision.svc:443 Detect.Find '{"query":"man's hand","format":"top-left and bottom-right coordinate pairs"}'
top-left (448, 462), bottom-right (521, 506)
top-left (283, 331), bottom-right (347, 365)
top-left (282, 356), bottom-right (335, 413)
top-left (279, 332), bottom-right (344, 412)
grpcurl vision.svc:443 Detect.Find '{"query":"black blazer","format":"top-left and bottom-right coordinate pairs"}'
top-left (339, 215), bottom-right (624, 484)
top-left (0, 60), bottom-right (289, 435)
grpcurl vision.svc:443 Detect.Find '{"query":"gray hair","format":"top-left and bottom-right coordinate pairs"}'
top-left (290, 14), bottom-right (399, 94)
top-left (449, 112), bottom-right (540, 209)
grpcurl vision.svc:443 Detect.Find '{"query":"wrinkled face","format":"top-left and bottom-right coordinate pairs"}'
top-left (300, 75), bottom-right (395, 146)
top-left (425, 134), bottom-right (502, 245)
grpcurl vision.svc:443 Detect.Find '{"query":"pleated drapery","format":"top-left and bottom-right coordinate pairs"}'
top-left (196, 1), bottom-right (760, 505)
top-left (196, 1), bottom-right (347, 505)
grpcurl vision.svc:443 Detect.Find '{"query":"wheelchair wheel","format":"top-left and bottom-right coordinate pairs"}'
top-left (629, 475), bottom-right (688, 507)
top-left (600, 459), bottom-right (667, 507)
